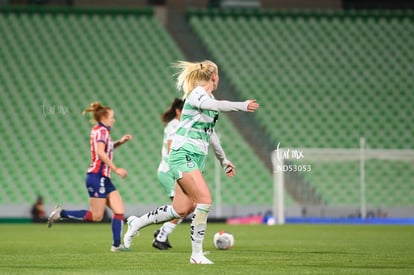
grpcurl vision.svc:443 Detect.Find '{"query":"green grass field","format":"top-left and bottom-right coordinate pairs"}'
top-left (0, 223), bottom-right (413, 274)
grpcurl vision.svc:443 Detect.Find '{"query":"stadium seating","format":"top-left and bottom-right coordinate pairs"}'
top-left (189, 10), bottom-right (414, 207)
top-left (1, 7), bottom-right (412, 215)
top-left (0, 7), bottom-right (276, 212)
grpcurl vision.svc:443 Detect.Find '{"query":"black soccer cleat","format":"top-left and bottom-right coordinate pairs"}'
top-left (152, 239), bottom-right (171, 250)
top-left (153, 229), bottom-right (173, 249)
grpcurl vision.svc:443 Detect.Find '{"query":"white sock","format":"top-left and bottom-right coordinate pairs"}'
top-left (136, 205), bottom-right (181, 229)
top-left (190, 203), bottom-right (211, 255)
top-left (157, 220), bottom-right (181, 242)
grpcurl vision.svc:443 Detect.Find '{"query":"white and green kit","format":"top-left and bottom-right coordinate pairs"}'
top-left (169, 86), bottom-right (248, 179)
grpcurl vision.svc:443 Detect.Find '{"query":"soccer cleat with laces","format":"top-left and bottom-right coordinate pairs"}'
top-left (190, 254), bottom-right (214, 264)
top-left (47, 205), bottom-right (62, 228)
top-left (123, 216), bottom-right (140, 249)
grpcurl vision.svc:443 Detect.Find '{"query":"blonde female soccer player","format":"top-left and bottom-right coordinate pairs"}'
top-left (48, 102), bottom-right (132, 252)
top-left (124, 60), bottom-right (259, 264)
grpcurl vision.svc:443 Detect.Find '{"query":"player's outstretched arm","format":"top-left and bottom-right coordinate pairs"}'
top-left (198, 97), bottom-right (259, 113)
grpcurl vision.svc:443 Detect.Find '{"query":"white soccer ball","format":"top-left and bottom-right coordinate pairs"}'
top-left (213, 231), bottom-right (234, 250)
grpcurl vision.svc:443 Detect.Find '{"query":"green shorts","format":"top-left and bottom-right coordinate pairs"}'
top-left (157, 171), bottom-right (175, 197)
top-left (168, 148), bottom-right (207, 181)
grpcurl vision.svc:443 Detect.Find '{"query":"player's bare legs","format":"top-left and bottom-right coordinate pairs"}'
top-left (89, 197), bottom-right (106, 221)
top-left (153, 183), bottom-right (195, 250)
top-left (175, 169), bottom-right (213, 264)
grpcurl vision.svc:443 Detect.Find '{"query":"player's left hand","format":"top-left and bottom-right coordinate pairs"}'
top-left (224, 161), bottom-right (236, 177)
top-left (120, 134), bottom-right (132, 144)
top-left (246, 99), bottom-right (259, 112)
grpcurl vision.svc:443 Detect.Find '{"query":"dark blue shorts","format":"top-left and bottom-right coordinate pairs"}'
top-left (85, 173), bottom-right (116, 198)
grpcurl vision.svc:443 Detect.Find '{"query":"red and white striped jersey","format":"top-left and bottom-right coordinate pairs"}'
top-left (87, 123), bottom-right (114, 178)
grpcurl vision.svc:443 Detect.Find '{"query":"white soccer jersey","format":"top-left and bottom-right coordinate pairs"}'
top-left (158, 118), bottom-right (180, 172)
top-left (171, 87), bottom-right (219, 155)
top-left (171, 86), bottom-right (248, 155)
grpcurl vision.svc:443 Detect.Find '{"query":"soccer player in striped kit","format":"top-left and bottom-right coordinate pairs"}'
top-left (48, 102), bottom-right (132, 252)
top-left (123, 60), bottom-right (259, 264)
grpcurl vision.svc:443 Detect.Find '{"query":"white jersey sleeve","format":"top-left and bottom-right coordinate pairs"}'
top-left (187, 87), bottom-right (249, 112)
top-left (158, 118), bottom-right (180, 172)
top-left (165, 119), bottom-right (180, 141)
top-left (210, 130), bottom-right (230, 168)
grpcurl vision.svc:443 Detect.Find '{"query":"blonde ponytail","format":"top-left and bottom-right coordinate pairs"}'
top-left (173, 60), bottom-right (218, 99)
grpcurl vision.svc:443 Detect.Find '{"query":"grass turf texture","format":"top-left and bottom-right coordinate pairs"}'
top-left (0, 223), bottom-right (413, 274)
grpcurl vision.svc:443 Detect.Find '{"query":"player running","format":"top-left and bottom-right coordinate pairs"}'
top-left (48, 102), bottom-right (132, 252)
top-left (123, 60), bottom-right (259, 264)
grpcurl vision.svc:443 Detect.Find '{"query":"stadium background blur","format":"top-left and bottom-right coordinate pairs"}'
top-left (0, 0), bottom-right (413, 223)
